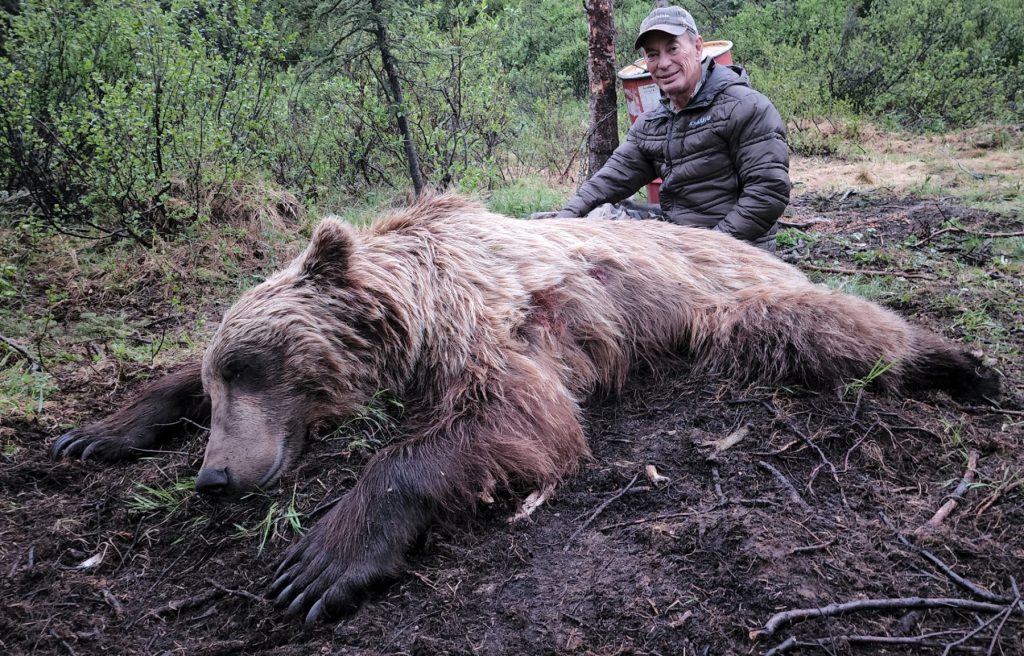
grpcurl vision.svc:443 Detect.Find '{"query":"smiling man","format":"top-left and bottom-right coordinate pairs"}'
top-left (557, 5), bottom-right (791, 252)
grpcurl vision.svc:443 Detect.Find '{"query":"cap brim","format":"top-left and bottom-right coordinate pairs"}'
top-left (634, 24), bottom-right (689, 50)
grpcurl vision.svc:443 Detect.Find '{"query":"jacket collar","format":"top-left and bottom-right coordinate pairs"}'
top-left (657, 58), bottom-right (750, 114)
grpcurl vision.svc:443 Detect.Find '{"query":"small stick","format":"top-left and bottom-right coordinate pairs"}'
top-left (958, 406), bottom-right (1024, 418)
top-left (917, 449), bottom-right (979, 534)
top-left (564, 472), bottom-right (640, 551)
top-left (985, 598), bottom-right (1019, 656)
top-left (0, 334), bottom-right (41, 372)
top-left (910, 543), bottom-right (1008, 604)
top-left (757, 461), bottom-right (811, 512)
top-left (787, 538), bottom-right (836, 555)
top-left (881, 511), bottom-right (1009, 604)
top-left (598, 509), bottom-right (700, 532)
top-left (767, 633), bottom-right (986, 655)
top-left (205, 578), bottom-right (264, 604)
top-left (754, 597), bottom-right (1007, 638)
top-left (801, 263), bottom-right (935, 280)
top-left (761, 401), bottom-right (844, 506)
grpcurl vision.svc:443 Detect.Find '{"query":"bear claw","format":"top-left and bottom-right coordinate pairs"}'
top-left (51, 430), bottom-right (133, 462)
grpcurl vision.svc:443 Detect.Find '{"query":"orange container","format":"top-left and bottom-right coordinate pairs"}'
top-left (617, 40), bottom-right (734, 204)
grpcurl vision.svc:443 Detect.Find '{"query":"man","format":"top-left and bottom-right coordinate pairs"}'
top-left (557, 6), bottom-right (791, 252)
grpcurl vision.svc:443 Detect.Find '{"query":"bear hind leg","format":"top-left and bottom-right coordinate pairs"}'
top-left (702, 287), bottom-right (1000, 401)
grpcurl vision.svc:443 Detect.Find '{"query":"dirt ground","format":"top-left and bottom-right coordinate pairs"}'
top-left (2, 192), bottom-right (1023, 655)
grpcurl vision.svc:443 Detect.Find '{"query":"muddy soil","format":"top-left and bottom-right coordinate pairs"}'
top-left (2, 194), bottom-right (1022, 655)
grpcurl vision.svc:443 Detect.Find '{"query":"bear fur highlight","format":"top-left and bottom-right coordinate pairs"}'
top-left (53, 193), bottom-right (999, 622)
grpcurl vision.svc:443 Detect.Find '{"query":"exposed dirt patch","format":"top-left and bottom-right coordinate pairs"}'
top-left (2, 196), bottom-right (1023, 655)
top-left (790, 125), bottom-right (1024, 216)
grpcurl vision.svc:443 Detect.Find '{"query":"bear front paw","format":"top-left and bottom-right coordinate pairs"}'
top-left (268, 524), bottom-right (399, 623)
top-left (50, 428), bottom-right (141, 462)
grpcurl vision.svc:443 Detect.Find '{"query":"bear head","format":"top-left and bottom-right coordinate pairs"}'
top-left (195, 217), bottom-right (386, 496)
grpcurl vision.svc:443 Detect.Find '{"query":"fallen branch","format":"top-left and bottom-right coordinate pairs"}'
top-left (985, 597), bottom-right (1020, 656)
top-left (753, 597), bottom-right (1007, 639)
top-left (764, 632), bottom-right (986, 655)
top-left (958, 405), bottom-right (1024, 418)
top-left (900, 538), bottom-right (1008, 604)
top-left (916, 449), bottom-right (979, 534)
top-left (757, 461), bottom-right (811, 512)
top-left (0, 334), bottom-right (41, 372)
top-left (801, 263), bottom-right (935, 280)
top-left (564, 472), bottom-right (640, 552)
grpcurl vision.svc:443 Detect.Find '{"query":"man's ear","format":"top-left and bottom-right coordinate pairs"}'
top-left (301, 217), bottom-right (356, 286)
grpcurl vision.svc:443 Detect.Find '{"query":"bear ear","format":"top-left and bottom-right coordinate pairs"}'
top-left (301, 217), bottom-right (356, 286)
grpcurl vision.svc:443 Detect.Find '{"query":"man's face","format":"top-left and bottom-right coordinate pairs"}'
top-left (641, 31), bottom-right (704, 107)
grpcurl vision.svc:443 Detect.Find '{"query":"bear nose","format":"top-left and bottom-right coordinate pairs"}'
top-left (195, 467), bottom-right (230, 496)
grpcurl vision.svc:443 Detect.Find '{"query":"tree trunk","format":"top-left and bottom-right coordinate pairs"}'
top-left (369, 0), bottom-right (425, 195)
top-left (584, 0), bottom-right (619, 178)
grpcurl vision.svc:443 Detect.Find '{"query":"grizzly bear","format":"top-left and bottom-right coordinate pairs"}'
top-left (52, 193), bottom-right (999, 622)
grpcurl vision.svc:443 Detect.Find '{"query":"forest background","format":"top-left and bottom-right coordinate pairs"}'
top-left (1, 0), bottom-right (1022, 244)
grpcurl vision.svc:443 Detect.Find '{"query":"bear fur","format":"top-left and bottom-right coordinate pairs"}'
top-left (52, 193), bottom-right (999, 622)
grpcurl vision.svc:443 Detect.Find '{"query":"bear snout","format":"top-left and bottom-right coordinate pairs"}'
top-left (195, 466), bottom-right (231, 497)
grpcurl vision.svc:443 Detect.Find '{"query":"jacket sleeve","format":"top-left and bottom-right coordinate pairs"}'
top-left (557, 120), bottom-right (657, 217)
top-left (713, 93), bottom-right (791, 240)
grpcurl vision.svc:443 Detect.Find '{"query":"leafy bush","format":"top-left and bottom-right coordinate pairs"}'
top-left (0, 0), bottom-right (293, 241)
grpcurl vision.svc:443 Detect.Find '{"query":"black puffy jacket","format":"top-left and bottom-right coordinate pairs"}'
top-left (560, 60), bottom-right (791, 251)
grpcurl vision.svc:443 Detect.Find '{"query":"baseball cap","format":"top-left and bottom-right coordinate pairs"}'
top-left (634, 6), bottom-right (700, 50)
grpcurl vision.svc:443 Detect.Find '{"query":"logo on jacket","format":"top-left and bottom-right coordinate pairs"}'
top-left (688, 115), bottom-right (711, 129)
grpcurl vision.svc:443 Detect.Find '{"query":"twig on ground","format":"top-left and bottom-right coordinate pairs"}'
top-left (598, 509), bottom-right (703, 532)
top-left (787, 538), bottom-right (836, 555)
top-left (801, 263), bottom-right (935, 280)
top-left (140, 588), bottom-right (223, 622)
top-left (958, 405), bottom-right (1024, 418)
top-left (940, 606), bottom-right (1011, 655)
top-left (1, 334), bottom-right (41, 372)
top-left (903, 541), bottom-right (1008, 604)
top-left (757, 461), bottom-right (811, 512)
top-left (985, 597), bottom-right (1020, 656)
top-left (205, 578), bottom-right (264, 604)
top-left (753, 597), bottom-right (1008, 639)
top-left (920, 223), bottom-right (1024, 246)
top-left (881, 510), bottom-right (1009, 604)
top-left (564, 472), bottom-right (641, 552)
top-left (916, 449), bottom-right (979, 534)
top-left (761, 401), bottom-right (846, 506)
top-left (779, 217), bottom-right (832, 229)
top-left (765, 632), bottom-right (986, 655)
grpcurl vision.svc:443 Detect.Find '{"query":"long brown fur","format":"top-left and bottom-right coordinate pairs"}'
top-left (54, 192), bottom-right (999, 622)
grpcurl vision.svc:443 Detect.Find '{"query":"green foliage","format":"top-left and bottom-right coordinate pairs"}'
top-left (1, 0), bottom-right (1021, 245)
top-left (0, 353), bottom-right (55, 421)
top-left (487, 177), bottom-right (567, 217)
top-left (843, 358), bottom-right (893, 396)
top-left (128, 476), bottom-right (197, 518)
top-left (246, 491), bottom-right (304, 553)
top-left (323, 388), bottom-right (403, 453)
top-left (0, 0), bottom-right (294, 239)
top-left (724, 0), bottom-right (849, 121)
top-left (723, 0), bottom-right (1023, 129)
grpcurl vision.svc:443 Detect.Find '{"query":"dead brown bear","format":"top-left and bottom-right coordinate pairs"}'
top-left (52, 193), bottom-right (999, 622)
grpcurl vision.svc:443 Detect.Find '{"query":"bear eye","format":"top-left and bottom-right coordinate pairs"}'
top-left (221, 361), bottom-right (252, 383)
